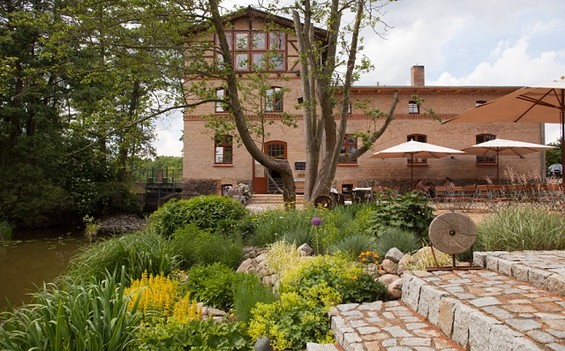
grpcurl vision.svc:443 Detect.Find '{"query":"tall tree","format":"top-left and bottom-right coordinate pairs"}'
top-left (0, 0), bottom-right (195, 225)
top-left (288, 0), bottom-right (399, 200)
top-left (206, 1), bottom-right (298, 205)
top-left (203, 0), bottom-right (399, 202)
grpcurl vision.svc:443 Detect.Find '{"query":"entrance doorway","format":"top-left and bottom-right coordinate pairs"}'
top-left (252, 141), bottom-right (287, 194)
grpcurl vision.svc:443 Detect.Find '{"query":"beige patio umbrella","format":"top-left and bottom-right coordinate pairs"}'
top-left (443, 76), bottom-right (565, 181)
top-left (461, 138), bottom-right (556, 184)
top-left (371, 140), bottom-right (465, 181)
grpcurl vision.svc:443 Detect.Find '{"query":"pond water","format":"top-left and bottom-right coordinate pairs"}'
top-left (0, 229), bottom-right (88, 311)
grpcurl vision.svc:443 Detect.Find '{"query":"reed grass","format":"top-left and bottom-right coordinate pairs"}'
top-left (476, 204), bottom-right (565, 251)
top-left (62, 228), bottom-right (179, 284)
top-left (0, 219), bottom-right (13, 241)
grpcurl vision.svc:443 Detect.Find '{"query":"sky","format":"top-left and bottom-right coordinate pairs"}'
top-left (152, 0), bottom-right (565, 157)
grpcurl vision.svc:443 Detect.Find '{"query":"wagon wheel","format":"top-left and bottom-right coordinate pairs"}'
top-left (314, 195), bottom-right (335, 209)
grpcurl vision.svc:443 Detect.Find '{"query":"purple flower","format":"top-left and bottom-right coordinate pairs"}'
top-left (311, 217), bottom-right (322, 226)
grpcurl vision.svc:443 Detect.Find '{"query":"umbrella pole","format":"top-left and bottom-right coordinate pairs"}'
top-left (496, 152), bottom-right (500, 184)
top-left (410, 154), bottom-right (414, 182)
top-left (558, 99), bottom-right (565, 184)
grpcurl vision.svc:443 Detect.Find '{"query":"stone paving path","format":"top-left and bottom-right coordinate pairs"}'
top-left (329, 251), bottom-right (565, 351)
top-left (329, 300), bottom-right (463, 351)
top-left (474, 250), bottom-right (565, 296)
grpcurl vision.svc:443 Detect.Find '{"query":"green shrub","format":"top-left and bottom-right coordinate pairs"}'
top-left (170, 224), bottom-right (244, 269)
top-left (280, 255), bottom-right (387, 304)
top-left (476, 204), bottom-right (565, 251)
top-left (375, 227), bottom-right (422, 258)
top-left (170, 224), bottom-right (208, 268)
top-left (133, 320), bottom-right (253, 351)
top-left (233, 273), bottom-right (277, 323)
top-left (329, 233), bottom-right (378, 259)
top-left (149, 195), bottom-right (248, 238)
top-left (248, 292), bottom-right (335, 351)
top-left (308, 205), bottom-right (376, 254)
top-left (265, 241), bottom-right (304, 277)
top-left (184, 263), bottom-right (236, 311)
top-left (193, 232), bottom-right (244, 269)
top-left (0, 269), bottom-right (140, 351)
top-left (63, 228), bottom-right (179, 284)
top-left (0, 219), bottom-right (13, 241)
top-left (367, 191), bottom-right (434, 239)
top-left (248, 209), bottom-right (312, 247)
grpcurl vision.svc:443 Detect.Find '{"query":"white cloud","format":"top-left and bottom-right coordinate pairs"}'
top-left (153, 111), bottom-right (183, 157)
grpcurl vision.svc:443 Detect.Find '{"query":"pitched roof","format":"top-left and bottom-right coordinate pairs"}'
top-left (187, 6), bottom-right (327, 39)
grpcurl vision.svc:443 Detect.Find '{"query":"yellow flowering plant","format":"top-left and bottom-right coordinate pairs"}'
top-left (125, 271), bottom-right (201, 324)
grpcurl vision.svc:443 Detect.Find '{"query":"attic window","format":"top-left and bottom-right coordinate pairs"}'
top-left (216, 31), bottom-right (286, 72)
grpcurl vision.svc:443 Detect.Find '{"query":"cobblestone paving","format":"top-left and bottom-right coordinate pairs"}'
top-left (474, 250), bottom-right (565, 296)
top-left (404, 269), bottom-right (565, 350)
top-left (331, 251), bottom-right (565, 351)
top-left (329, 301), bottom-right (463, 351)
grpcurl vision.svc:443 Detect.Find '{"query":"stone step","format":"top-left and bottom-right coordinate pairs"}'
top-left (402, 269), bottom-right (565, 351)
top-left (473, 251), bottom-right (565, 296)
top-left (250, 194), bottom-right (305, 204)
top-left (329, 300), bottom-right (464, 351)
top-left (330, 251), bottom-right (565, 351)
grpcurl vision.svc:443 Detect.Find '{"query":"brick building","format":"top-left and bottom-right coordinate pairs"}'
top-left (183, 8), bottom-right (545, 195)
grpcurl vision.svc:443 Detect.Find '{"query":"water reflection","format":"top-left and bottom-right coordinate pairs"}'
top-left (0, 229), bottom-right (87, 311)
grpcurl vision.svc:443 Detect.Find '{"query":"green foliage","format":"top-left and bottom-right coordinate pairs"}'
top-left (375, 227), bottom-right (422, 258)
top-left (132, 320), bottom-right (253, 351)
top-left (248, 209), bottom-right (312, 247)
top-left (367, 191), bottom-right (435, 239)
top-left (63, 228), bottom-right (179, 284)
top-left (248, 292), bottom-right (335, 351)
top-left (280, 255), bottom-right (387, 304)
top-left (170, 224), bottom-right (209, 268)
top-left (404, 246), bottom-right (453, 271)
top-left (249, 205), bottom-right (376, 251)
top-left (476, 204), bottom-right (565, 251)
top-left (193, 233), bottom-right (244, 270)
top-left (265, 241), bottom-right (304, 277)
top-left (184, 263), bottom-right (236, 311)
top-left (0, 0), bottom-right (182, 227)
top-left (170, 224), bottom-right (244, 269)
top-left (0, 269), bottom-right (140, 351)
top-left (329, 233), bottom-right (378, 259)
top-left (0, 164), bottom-right (72, 227)
top-left (545, 137), bottom-right (562, 166)
top-left (132, 156), bottom-right (183, 182)
top-left (232, 273), bottom-right (277, 324)
top-left (149, 196), bottom-right (248, 238)
top-left (0, 219), bottom-right (13, 241)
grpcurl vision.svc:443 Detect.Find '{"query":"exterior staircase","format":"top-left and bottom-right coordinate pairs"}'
top-left (248, 193), bottom-right (305, 205)
top-left (325, 250), bottom-right (565, 351)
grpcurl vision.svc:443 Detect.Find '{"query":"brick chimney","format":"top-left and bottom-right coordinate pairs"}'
top-left (411, 65), bottom-right (425, 86)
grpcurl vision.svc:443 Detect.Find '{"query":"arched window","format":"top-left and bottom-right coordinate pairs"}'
top-left (407, 134), bottom-right (427, 164)
top-left (476, 133), bottom-right (496, 164)
top-left (266, 141), bottom-right (286, 159)
top-left (408, 100), bottom-right (420, 114)
top-left (266, 87), bottom-right (283, 112)
top-left (214, 135), bottom-right (233, 164)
